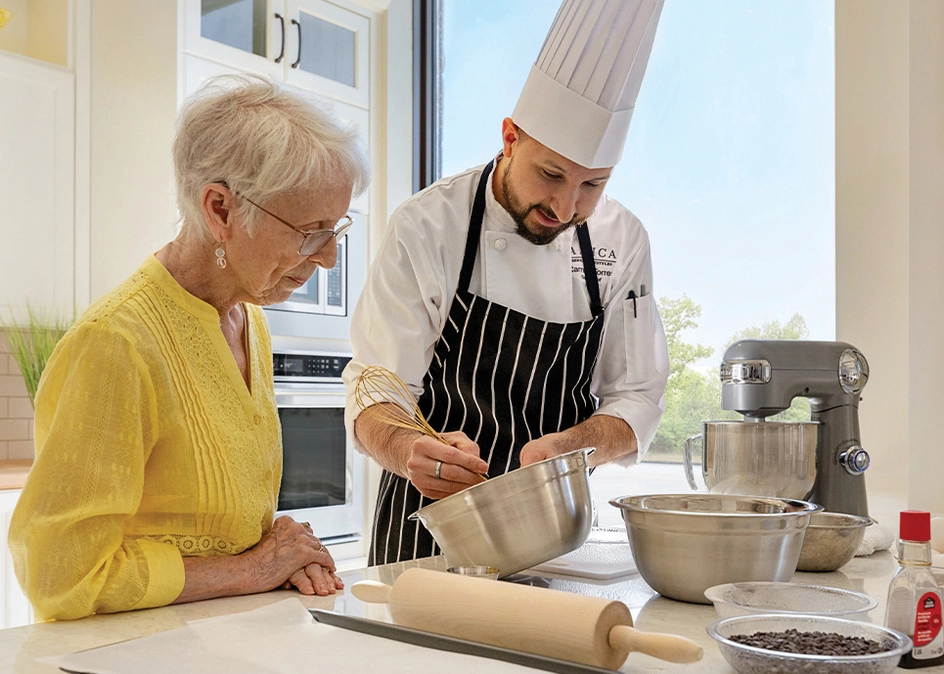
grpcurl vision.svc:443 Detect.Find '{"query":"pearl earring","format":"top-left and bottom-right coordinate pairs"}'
top-left (215, 243), bottom-right (227, 269)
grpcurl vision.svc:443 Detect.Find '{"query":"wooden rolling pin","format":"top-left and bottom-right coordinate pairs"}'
top-left (351, 568), bottom-right (703, 669)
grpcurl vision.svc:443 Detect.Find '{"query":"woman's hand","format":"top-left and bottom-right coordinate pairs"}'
top-left (246, 516), bottom-right (341, 596)
top-left (407, 431), bottom-right (488, 499)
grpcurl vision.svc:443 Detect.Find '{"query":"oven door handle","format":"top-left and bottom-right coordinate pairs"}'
top-left (275, 392), bottom-right (347, 408)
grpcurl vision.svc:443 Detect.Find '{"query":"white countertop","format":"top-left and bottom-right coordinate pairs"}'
top-left (1, 550), bottom-right (941, 673)
top-left (1, 463), bottom-right (936, 672)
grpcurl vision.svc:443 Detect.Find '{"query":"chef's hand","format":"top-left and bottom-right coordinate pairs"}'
top-left (247, 516), bottom-right (341, 596)
top-left (519, 432), bottom-right (567, 467)
top-left (408, 431), bottom-right (489, 500)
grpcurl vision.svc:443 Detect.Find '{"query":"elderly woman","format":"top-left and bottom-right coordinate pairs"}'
top-left (8, 75), bottom-right (370, 621)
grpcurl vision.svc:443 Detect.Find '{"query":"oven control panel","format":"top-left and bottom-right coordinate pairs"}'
top-left (273, 352), bottom-right (351, 382)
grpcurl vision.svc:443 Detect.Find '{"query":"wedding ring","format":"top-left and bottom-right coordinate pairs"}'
top-left (434, 460), bottom-right (443, 480)
top-left (302, 521), bottom-right (313, 533)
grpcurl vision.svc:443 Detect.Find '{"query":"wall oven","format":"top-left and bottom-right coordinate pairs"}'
top-left (263, 210), bottom-right (366, 343)
top-left (273, 350), bottom-right (363, 544)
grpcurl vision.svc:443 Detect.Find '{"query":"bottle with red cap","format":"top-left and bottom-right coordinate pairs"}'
top-left (886, 510), bottom-right (944, 668)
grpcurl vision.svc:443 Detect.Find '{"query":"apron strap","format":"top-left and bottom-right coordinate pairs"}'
top-left (576, 224), bottom-right (603, 317)
top-left (460, 157), bottom-right (602, 317)
top-left (457, 159), bottom-right (494, 294)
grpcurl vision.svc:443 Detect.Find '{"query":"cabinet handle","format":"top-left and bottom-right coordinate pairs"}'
top-left (274, 13), bottom-right (286, 63)
top-left (291, 18), bottom-right (302, 68)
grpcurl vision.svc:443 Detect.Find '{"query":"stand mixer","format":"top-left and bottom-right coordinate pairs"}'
top-left (720, 340), bottom-right (870, 517)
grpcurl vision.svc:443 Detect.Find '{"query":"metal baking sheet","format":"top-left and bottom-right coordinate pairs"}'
top-left (309, 610), bottom-right (618, 674)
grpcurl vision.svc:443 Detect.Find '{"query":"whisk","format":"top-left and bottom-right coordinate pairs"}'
top-left (354, 366), bottom-right (487, 481)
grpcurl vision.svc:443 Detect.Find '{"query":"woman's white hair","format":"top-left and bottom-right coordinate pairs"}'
top-left (173, 74), bottom-right (370, 242)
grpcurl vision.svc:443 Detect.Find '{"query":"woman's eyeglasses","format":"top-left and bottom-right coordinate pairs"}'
top-left (238, 193), bottom-right (352, 257)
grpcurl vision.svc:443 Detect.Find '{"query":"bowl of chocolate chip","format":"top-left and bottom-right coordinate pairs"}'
top-left (707, 614), bottom-right (912, 674)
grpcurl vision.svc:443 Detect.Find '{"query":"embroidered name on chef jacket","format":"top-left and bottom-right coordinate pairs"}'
top-left (571, 245), bottom-right (618, 279)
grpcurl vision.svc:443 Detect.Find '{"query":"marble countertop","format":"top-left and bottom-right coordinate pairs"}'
top-left (1, 549), bottom-right (941, 673)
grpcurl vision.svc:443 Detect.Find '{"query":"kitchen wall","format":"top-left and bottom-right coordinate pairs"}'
top-left (85, 0), bottom-right (178, 301)
top-left (0, 332), bottom-right (33, 461)
top-left (836, 0), bottom-right (944, 516)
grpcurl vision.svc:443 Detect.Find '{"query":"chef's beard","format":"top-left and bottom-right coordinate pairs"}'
top-left (500, 157), bottom-right (588, 246)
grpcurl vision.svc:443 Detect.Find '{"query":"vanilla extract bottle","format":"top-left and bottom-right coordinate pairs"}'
top-left (886, 510), bottom-right (944, 668)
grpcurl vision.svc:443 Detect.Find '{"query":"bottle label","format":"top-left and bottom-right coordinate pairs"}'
top-left (913, 591), bottom-right (944, 659)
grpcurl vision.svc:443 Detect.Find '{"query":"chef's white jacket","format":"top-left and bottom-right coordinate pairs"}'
top-left (343, 164), bottom-right (669, 459)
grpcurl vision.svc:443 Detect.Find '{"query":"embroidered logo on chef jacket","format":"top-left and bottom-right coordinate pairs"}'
top-left (571, 244), bottom-right (618, 279)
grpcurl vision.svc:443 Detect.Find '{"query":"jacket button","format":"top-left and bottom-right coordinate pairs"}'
top-left (494, 238), bottom-right (507, 251)
top-left (253, 415), bottom-right (261, 425)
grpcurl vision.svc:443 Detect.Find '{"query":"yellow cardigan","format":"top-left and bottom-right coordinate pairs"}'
top-left (9, 256), bottom-right (282, 620)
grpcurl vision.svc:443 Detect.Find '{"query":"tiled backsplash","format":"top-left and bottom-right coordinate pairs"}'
top-left (0, 331), bottom-right (35, 461)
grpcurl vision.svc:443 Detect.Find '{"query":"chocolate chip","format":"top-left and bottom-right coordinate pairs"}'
top-left (729, 628), bottom-right (886, 656)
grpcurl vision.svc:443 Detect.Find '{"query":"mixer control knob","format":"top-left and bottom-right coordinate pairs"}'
top-left (840, 446), bottom-right (870, 475)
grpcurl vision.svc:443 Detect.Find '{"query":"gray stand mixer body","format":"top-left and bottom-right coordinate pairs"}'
top-left (721, 340), bottom-right (870, 517)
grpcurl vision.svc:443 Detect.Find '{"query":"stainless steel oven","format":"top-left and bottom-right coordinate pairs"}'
top-left (273, 350), bottom-right (363, 544)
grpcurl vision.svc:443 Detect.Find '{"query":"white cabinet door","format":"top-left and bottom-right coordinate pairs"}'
top-left (0, 489), bottom-right (32, 629)
top-left (183, 0), bottom-right (284, 79)
top-left (0, 53), bottom-right (75, 316)
top-left (184, 0), bottom-right (371, 111)
top-left (284, 0), bottom-right (370, 109)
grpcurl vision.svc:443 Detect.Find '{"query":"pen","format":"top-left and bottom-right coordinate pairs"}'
top-left (627, 289), bottom-right (637, 318)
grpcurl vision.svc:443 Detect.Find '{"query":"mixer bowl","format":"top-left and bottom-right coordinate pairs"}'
top-left (610, 494), bottom-right (821, 604)
top-left (684, 420), bottom-right (818, 499)
top-left (410, 448), bottom-right (593, 578)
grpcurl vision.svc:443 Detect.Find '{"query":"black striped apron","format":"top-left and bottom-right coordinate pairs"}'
top-left (369, 159), bottom-right (606, 565)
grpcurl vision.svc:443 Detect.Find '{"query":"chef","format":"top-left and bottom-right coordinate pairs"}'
top-left (343, 0), bottom-right (670, 565)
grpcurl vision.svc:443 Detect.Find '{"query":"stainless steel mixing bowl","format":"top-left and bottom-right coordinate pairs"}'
top-left (796, 512), bottom-right (873, 572)
top-left (410, 447), bottom-right (593, 578)
top-left (683, 420), bottom-right (818, 499)
top-left (610, 494), bottom-right (821, 604)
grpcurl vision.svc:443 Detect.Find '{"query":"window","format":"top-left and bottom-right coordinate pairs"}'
top-left (433, 0), bottom-right (835, 520)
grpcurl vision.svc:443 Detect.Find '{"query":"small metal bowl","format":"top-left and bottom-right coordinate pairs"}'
top-left (797, 512), bottom-right (873, 572)
top-left (707, 614), bottom-right (911, 674)
top-left (446, 565), bottom-right (500, 580)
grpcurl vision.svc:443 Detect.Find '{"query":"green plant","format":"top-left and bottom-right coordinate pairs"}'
top-left (2, 303), bottom-right (73, 407)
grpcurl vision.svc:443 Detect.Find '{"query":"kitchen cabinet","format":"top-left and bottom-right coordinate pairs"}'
top-left (0, 0), bottom-right (69, 67)
top-left (182, 0), bottom-right (371, 109)
top-left (0, 488), bottom-right (32, 630)
top-left (0, 51), bottom-right (75, 317)
top-left (180, 0), bottom-right (376, 218)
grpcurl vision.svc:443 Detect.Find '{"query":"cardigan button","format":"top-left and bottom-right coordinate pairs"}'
top-left (253, 415), bottom-right (261, 425)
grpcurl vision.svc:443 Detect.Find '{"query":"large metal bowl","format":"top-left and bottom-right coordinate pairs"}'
top-left (610, 494), bottom-right (821, 604)
top-left (410, 448), bottom-right (593, 578)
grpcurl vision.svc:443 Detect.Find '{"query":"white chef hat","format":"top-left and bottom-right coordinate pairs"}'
top-left (512, 0), bottom-right (664, 169)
